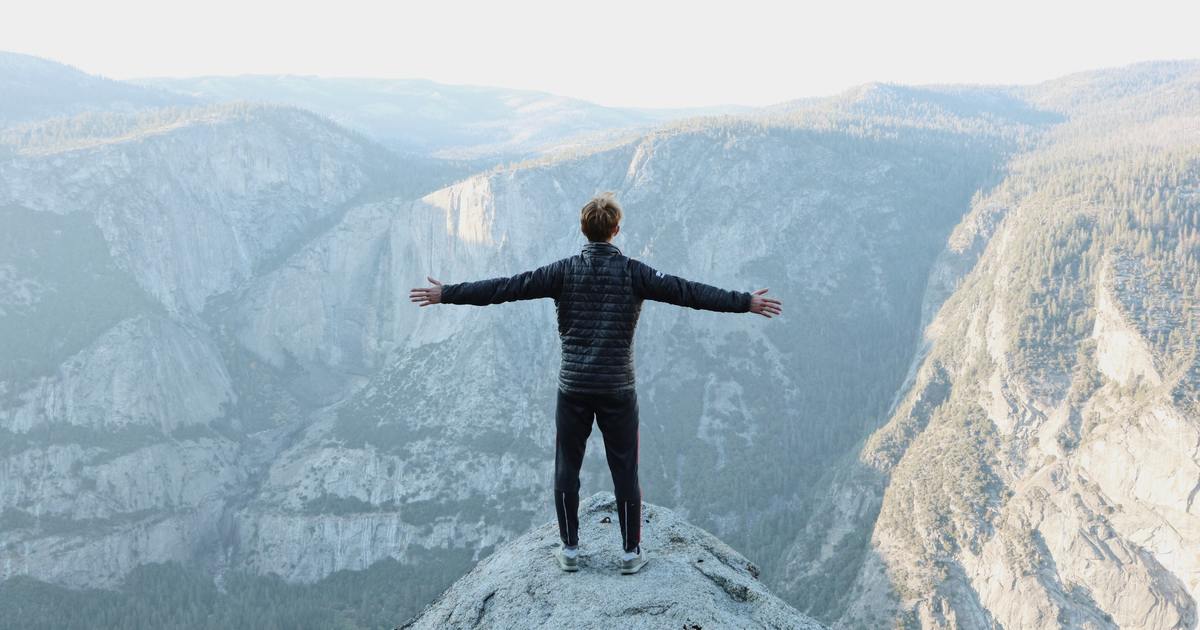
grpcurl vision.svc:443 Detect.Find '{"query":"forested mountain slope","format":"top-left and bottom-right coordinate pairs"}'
top-left (782, 60), bottom-right (1200, 629)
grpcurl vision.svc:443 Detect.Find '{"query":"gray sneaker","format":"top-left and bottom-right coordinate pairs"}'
top-left (553, 546), bottom-right (579, 572)
top-left (619, 548), bottom-right (648, 575)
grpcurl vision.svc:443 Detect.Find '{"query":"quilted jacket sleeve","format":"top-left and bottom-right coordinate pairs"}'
top-left (440, 258), bottom-right (568, 305)
top-left (630, 259), bottom-right (752, 313)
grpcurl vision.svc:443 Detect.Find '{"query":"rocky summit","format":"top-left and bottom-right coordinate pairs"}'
top-left (399, 492), bottom-right (824, 630)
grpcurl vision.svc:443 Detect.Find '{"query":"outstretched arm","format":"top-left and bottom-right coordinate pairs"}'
top-left (631, 260), bottom-right (782, 318)
top-left (410, 259), bottom-right (567, 307)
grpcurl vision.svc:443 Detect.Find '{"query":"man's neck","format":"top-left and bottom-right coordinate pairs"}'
top-left (583, 240), bottom-right (620, 255)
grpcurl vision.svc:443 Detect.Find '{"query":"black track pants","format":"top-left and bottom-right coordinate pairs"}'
top-left (553, 387), bottom-right (641, 553)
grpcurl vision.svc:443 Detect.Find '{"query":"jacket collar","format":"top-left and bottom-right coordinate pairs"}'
top-left (582, 241), bottom-right (622, 257)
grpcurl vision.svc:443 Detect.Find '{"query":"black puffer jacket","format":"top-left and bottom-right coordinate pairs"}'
top-left (440, 241), bottom-right (752, 393)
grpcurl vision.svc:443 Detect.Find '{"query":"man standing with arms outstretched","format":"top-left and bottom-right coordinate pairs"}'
top-left (409, 193), bottom-right (782, 574)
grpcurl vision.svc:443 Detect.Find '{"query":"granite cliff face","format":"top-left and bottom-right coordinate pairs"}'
top-left (0, 102), bottom-right (401, 588)
top-left (0, 104), bottom-right (398, 314)
top-left (399, 492), bottom-right (824, 630)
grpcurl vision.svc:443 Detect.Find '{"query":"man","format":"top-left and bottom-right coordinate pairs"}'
top-left (409, 192), bottom-right (782, 574)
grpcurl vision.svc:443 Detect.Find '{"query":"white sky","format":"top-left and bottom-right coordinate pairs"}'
top-left (4, 0), bottom-right (1198, 108)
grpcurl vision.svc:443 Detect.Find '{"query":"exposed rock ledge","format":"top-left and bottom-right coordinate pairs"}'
top-left (399, 492), bottom-right (824, 630)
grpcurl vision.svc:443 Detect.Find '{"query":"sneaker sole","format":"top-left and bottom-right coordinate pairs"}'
top-left (554, 552), bottom-right (579, 572)
top-left (619, 558), bottom-right (648, 575)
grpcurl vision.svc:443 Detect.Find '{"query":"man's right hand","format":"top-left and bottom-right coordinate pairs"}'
top-left (749, 288), bottom-right (782, 318)
top-left (409, 276), bottom-right (444, 307)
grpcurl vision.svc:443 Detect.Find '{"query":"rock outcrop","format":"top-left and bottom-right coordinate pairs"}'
top-left (399, 492), bottom-right (824, 630)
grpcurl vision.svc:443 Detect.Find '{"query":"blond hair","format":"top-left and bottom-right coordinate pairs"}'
top-left (580, 192), bottom-right (623, 242)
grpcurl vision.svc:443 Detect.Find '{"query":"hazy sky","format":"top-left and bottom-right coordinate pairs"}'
top-left (4, 0), bottom-right (1198, 108)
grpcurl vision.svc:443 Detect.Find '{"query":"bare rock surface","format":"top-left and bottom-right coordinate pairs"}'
top-left (400, 492), bottom-right (824, 630)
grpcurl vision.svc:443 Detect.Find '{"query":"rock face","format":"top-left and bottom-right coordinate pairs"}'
top-left (0, 104), bottom-right (398, 314)
top-left (0, 101), bottom-right (401, 588)
top-left (400, 492), bottom-right (824, 630)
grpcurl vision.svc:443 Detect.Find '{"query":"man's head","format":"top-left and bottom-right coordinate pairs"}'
top-left (580, 192), bottom-right (622, 242)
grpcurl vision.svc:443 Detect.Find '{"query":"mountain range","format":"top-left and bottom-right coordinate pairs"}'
top-left (0, 50), bottom-right (1197, 629)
